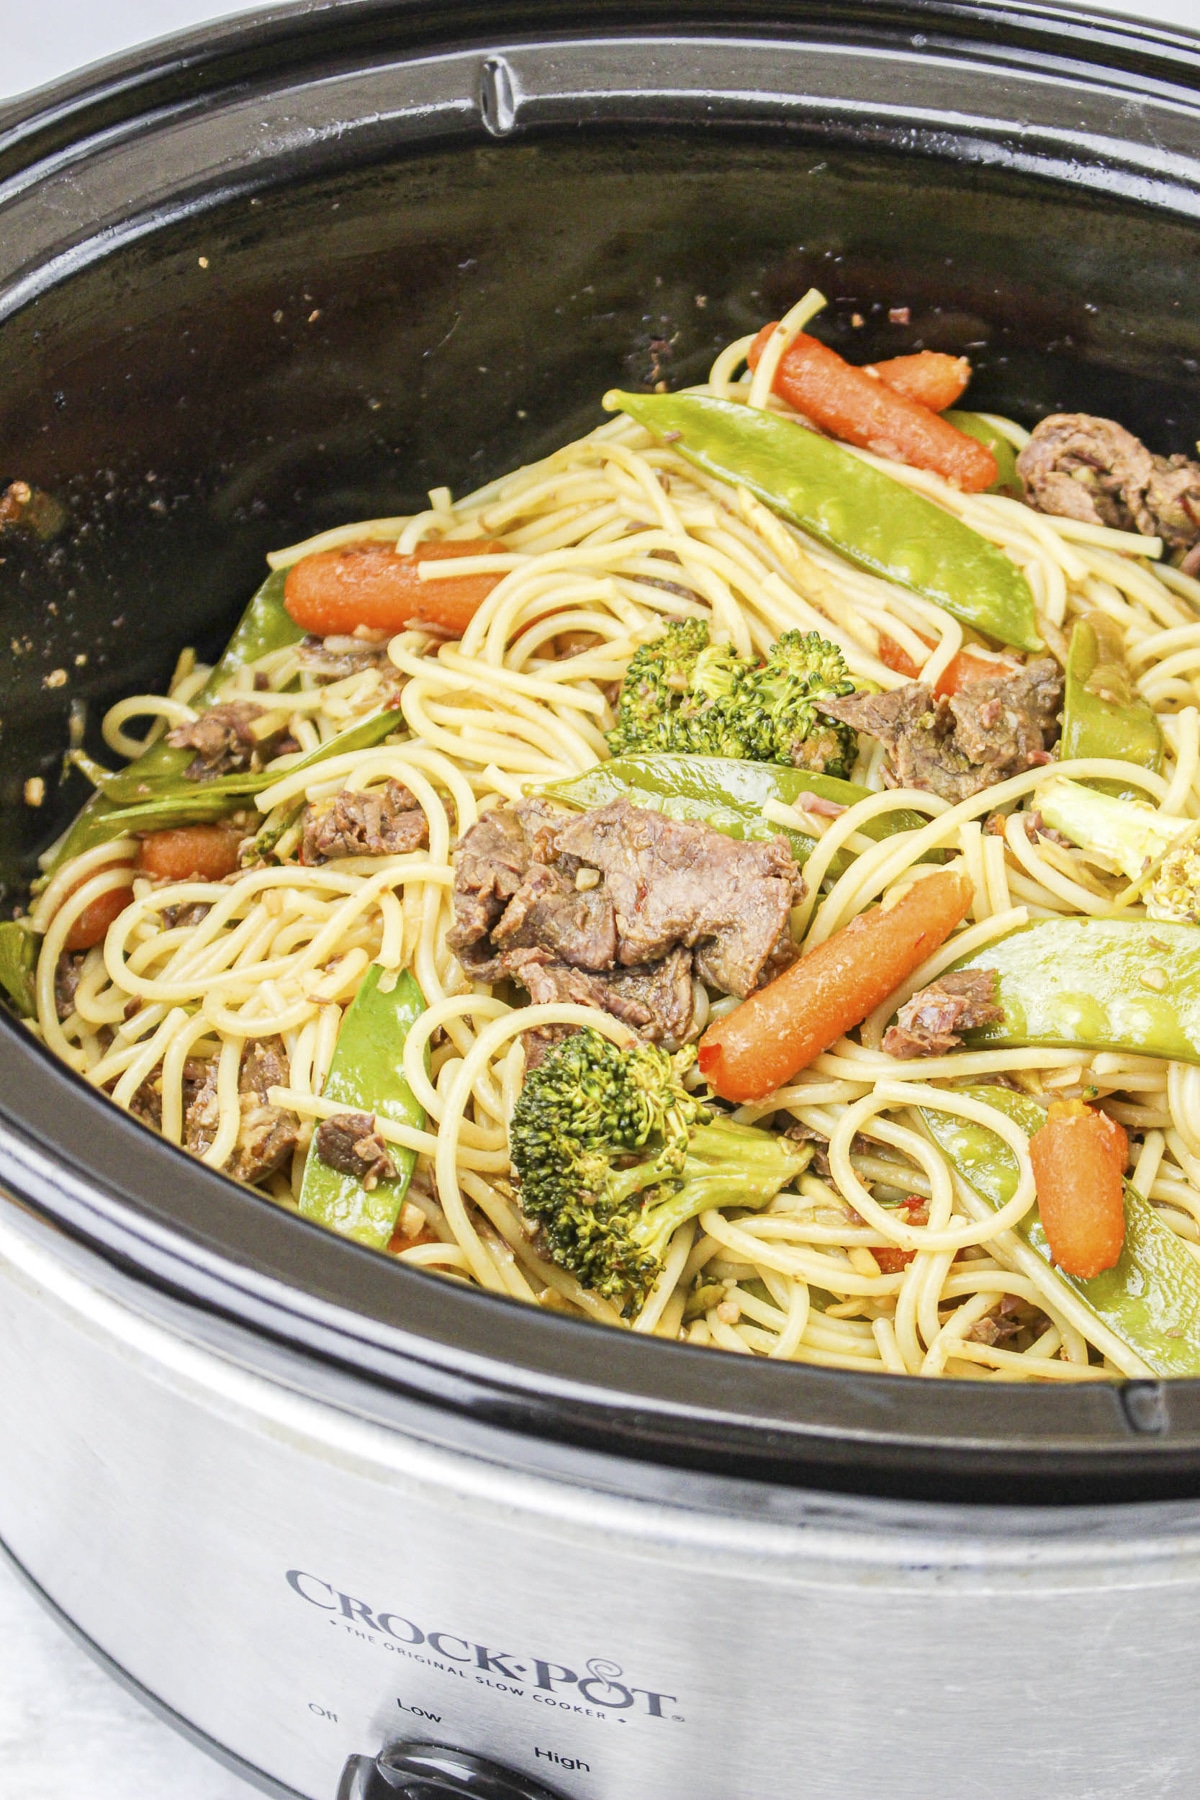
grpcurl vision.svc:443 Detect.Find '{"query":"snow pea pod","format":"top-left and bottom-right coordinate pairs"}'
top-left (42, 781), bottom-right (269, 873)
top-left (539, 753), bottom-right (928, 871)
top-left (941, 412), bottom-right (1022, 498)
top-left (606, 391), bottom-right (1043, 653)
top-left (45, 705), bottom-right (405, 876)
top-left (98, 701), bottom-right (402, 807)
top-left (198, 565), bottom-right (303, 699)
top-left (102, 568), bottom-right (303, 803)
top-left (922, 1086), bottom-right (1200, 1377)
top-left (949, 916), bottom-right (1200, 1063)
top-left (0, 920), bottom-right (37, 1017)
top-left (1061, 612), bottom-right (1162, 795)
top-left (299, 966), bottom-right (426, 1250)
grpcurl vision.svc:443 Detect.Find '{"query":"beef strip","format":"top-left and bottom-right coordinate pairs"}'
top-left (314, 1111), bottom-right (398, 1188)
top-left (183, 1060), bottom-right (220, 1156)
top-left (297, 633), bottom-right (393, 681)
top-left (883, 968), bottom-right (1003, 1059)
top-left (159, 901), bottom-right (212, 930)
top-left (54, 950), bottom-right (85, 1021)
top-left (821, 661), bottom-right (1063, 803)
top-left (184, 1036), bottom-right (299, 1183)
top-left (551, 801), bottom-right (801, 995)
top-left (490, 862), bottom-right (618, 968)
top-left (167, 701), bottom-right (295, 782)
top-left (507, 944), bottom-right (696, 1041)
top-left (1017, 413), bottom-right (1200, 552)
top-left (449, 795), bottom-right (802, 1043)
top-left (447, 799), bottom-right (561, 968)
top-left (522, 1023), bottom-right (576, 1072)
top-left (128, 1077), bottom-right (163, 1130)
top-left (301, 779), bottom-right (428, 862)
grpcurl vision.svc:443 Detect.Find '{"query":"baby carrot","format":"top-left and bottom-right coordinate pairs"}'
top-left (697, 868), bottom-right (975, 1102)
top-left (63, 883), bottom-right (133, 951)
top-left (137, 823), bottom-right (243, 883)
top-left (877, 632), bottom-right (1021, 696)
top-left (284, 539), bottom-right (508, 638)
top-left (746, 326), bottom-right (996, 492)
top-left (864, 350), bottom-right (971, 414)
top-left (1028, 1100), bottom-right (1128, 1279)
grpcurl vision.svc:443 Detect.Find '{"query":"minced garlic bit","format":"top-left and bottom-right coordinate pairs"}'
top-left (23, 776), bottom-right (44, 807)
top-left (575, 866), bottom-right (601, 891)
top-left (43, 668), bottom-right (67, 689)
top-left (397, 1200), bottom-right (427, 1241)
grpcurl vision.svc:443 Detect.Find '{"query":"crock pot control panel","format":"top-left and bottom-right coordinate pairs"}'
top-left (339, 1742), bottom-right (568, 1800)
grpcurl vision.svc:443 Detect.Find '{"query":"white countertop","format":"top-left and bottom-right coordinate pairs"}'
top-left (0, 1), bottom-right (1195, 1797)
top-left (0, 1552), bottom-right (258, 1795)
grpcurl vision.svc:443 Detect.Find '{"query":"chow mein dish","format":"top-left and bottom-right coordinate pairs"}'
top-left (10, 287), bottom-right (1200, 1383)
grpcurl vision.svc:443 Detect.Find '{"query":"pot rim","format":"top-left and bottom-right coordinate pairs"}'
top-left (6, 0), bottom-right (1200, 1505)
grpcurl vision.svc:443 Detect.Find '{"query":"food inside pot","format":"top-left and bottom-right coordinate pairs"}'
top-left (11, 289), bottom-right (1200, 1381)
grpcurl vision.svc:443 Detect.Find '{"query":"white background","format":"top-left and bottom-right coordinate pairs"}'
top-left (0, 1), bottom-right (1195, 1797)
top-left (0, 0), bottom-right (1197, 102)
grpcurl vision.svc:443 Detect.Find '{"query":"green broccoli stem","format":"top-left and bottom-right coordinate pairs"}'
top-left (626, 1118), bottom-right (810, 1267)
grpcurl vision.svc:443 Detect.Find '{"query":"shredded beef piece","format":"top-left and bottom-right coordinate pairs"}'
top-left (302, 779), bottom-right (428, 862)
top-left (228, 1037), bottom-right (299, 1183)
top-left (447, 799), bottom-right (560, 966)
top-left (160, 901), bottom-right (212, 930)
top-left (507, 944), bottom-right (697, 1041)
top-left (297, 633), bottom-right (392, 681)
top-left (1017, 413), bottom-right (1200, 552)
top-left (883, 969), bottom-right (1003, 1059)
top-left (552, 800), bottom-right (802, 995)
top-left (183, 1060), bottom-right (220, 1157)
top-left (128, 1077), bottom-right (163, 1130)
top-left (184, 1036), bottom-right (299, 1183)
top-left (969, 1291), bottom-right (1051, 1347)
top-left (315, 1111), bottom-right (398, 1188)
top-left (54, 951), bottom-right (85, 1021)
top-left (821, 662), bottom-right (1062, 803)
top-left (491, 861), bottom-right (618, 969)
top-left (448, 796), bottom-right (802, 1042)
top-left (522, 1023), bottom-right (577, 1072)
top-left (167, 702), bottom-right (295, 782)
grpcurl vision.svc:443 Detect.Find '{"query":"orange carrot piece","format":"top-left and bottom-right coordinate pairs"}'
top-left (877, 632), bottom-right (1021, 697)
top-left (137, 823), bottom-right (243, 883)
top-left (1028, 1100), bottom-right (1128, 1279)
top-left (874, 1198), bottom-right (929, 1272)
top-left (697, 869), bottom-right (975, 1103)
top-left (746, 325), bottom-right (996, 492)
top-left (864, 350), bottom-right (971, 414)
top-left (63, 883), bottom-right (132, 952)
top-left (284, 539), bottom-right (508, 638)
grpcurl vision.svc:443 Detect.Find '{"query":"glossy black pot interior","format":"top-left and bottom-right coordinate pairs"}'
top-left (5, 0), bottom-right (1200, 1504)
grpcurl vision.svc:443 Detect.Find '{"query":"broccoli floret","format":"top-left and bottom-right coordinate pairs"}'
top-left (1036, 777), bottom-right (1192, 883)
top-left (733, 628), bottom-right (858, 778)
top-left (1147, 842), bottom-right (1200, 924)
top-left (1033, 775), bottom-right (1200, 919)
top-left (607, 619), bottom-right (712, 756)
top-left (607, 622), bottom-right (858, 778)
top-left (510, 1028), bottom-right (810, 1309)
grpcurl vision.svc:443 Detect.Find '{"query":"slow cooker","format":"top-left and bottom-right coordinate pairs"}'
top-left (6, 3), bottom-right (1200, 1794)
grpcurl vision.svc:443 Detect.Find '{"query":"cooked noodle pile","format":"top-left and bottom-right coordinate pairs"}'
top-left (27, 325), bottom-right (1200, 1381)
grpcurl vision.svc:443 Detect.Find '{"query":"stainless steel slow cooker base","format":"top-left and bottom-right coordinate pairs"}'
top-left (4, 1195), bottom-right (1200, 1799)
